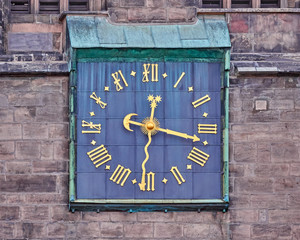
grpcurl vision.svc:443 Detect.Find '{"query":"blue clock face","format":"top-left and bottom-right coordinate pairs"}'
top-left (76, 61), bottom-right (222, 200)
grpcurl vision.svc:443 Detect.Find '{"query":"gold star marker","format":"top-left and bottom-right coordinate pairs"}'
top-left (162, 178), bottom-right (168, 184)
top-left (104, 86), bottom-right (109, 91)
top-left (188, 86), bottom-right (194, 92)
top-left (132, 179), bottom-right (137, 184)
top-left (105, 165), bottom-right (110, 170)
top-left (91, 140), bottom-right (96, 145)
top-left (203, 112), bottom-right (208, 118)
top-left (130, 71), bottom-right (136, 77)
top-left (89, 112), bottom-right (95, 117)
top-left (203, 140), bottom-right (208, 146)
top-left (162, 73), bottom-right (168, 79)
top-left (187, 165), bottom-right (192, 170)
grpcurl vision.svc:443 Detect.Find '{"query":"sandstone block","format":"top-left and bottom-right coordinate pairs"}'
top-left (255, 99), bottom-right (268, 110)
top-left (110, 212), bottom-right (137, 221)
top-left (0, 94), bottom-right (8, 107)
top-left (120, 0), bottom-right (145, 7)
top-left (271, 142), bottom-right (299, 162)
top-left (253, 164), bottom-right (289, 177)
top-left (51, 205), bottom-right (81, 221)
top-left (48, 124), bottom-right (68, 140)
top-left (183, 224), bottom-right (210, 238)
top-left (0, 206), bottom-right (20, 220)
top-left (6, 161), bottom-right (31, 174)
top-left (31, 78), bottom-right (61, 91)
top-left (107, 0), bottom-right (120, 7)
top-left (288, 193), bottom-right (300, 207)
top-left (137, 212), bottom-right (174, 222)
top-left (0, 222), bottom-right (14, 239)
top-left (269, 99), bottom-right (294, 110)
top-left (42, 92), bottom-right (65, 106)
top-left (290, 163), bottom-right (300, 176)
top-left (230, 210), bottom-right (258, 223)
top-left (230, 224), bottom-right (250, 240)
top-left (147, 0), bottom-right (166, 7)
top-left (82, 212), bottom-right (110, 221)
top-left (21, 206), bottom-right (49, 221)
top-left (9, 92), bottom-right (43, 107)
top-left (109, 8), bottom-right (128, 23)
top-left (77, 222), bottom-right (100, 238)
top-left (167, 0), bottom-right (200, 7)
top-left (0, 141), bottom-right (14, 160)
top-left (40, 141), bottom-right (54, 160)
top-left (54, 141), bottom-right (69, 160)
top-left (0, 175), bottom-right (56, 192)
top-left (0, 124), bottom-right (22, 140)
top-left (16, 141), bottom-right (40, 159)
top-left (101, 222), bottom-right (123, 238)
top-left (235, 177), bottom-right (273, 193)
top-left (0, 109), bottom-right (14, 122)
top-left (154, 223), bottom-right (183, 238)
top-left (168, 8), bottom-right (187, 22)
top-left (234, 142), bottom-right (257, 162)
top-left (16, 222), bottom-right (47, 239)
top-left (124, 222), bottom-right (152, 238)
top-left (25, 193), bottom-right (66, 204)
top-left (274, 177), bottom-right (300, 193)
top-left (230, 33), bottom-right (253, 53)
top-left (252, 224), bottom-right (291, 238)
top-left (14, 107), bottom-right (36, 122)
top-left (23, 123), bottom-right (48, 139)
top-left (36, 106), bottom-right (68, 122)
top-left (0, 79), bottom-right (31, 92)
top-left (229, 13), bottom-right (249, 33)
top-left (32, 161), bottom-right (67, 173)
top-left (47, 222), bottom-right (68, 237)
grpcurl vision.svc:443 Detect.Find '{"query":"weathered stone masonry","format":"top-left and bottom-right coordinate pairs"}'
top-left (0, 1), bottom-right (300, 239)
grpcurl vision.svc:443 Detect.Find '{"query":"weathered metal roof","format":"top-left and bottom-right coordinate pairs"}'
top-left (66, 16), bottom-right (231, 49)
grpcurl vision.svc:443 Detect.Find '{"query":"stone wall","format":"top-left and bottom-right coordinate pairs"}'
top-left (0, 0), bottom-right (300, 239)
top-left (1, 74), bottom-right (299, 240)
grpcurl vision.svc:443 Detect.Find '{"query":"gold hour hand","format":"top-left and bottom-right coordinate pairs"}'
top-left (157, 127), bottom-right (200, 142)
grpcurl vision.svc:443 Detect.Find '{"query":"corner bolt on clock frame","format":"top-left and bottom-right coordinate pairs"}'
top-left (67, 15), bottom-right (231, 212)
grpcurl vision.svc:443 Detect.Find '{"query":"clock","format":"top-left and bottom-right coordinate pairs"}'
top-left (71, 49), bottom-right (228, 211)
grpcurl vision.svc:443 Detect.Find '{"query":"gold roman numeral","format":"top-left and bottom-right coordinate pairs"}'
top-left (173, 72), bottom-right (185, 88)
top-left (142, 63), bottom-right (158, 82)
top-left (170, 166), bottom-right (185, 185)
top-left (147, 172), bottom-right (155, 191)
top-left (192, 94), bottom-right (211, 108)
top-left (187, 147), bottom-right (210, 167)
top-left (111, 70), bottom-right (128, 91)
top-left (90, 92), bottom-right (107, 109)
top-left (198, 124), bottom-right (217, 134)
top-left (81, 120), bottom-right (101, 134)
top-left (110, 164), bottom-right (131, 186)
top-left (87, 145), bottom-right (112, 168)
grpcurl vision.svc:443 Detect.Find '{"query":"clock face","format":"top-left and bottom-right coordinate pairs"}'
top-left (75, 61), bottom-right (222, 201)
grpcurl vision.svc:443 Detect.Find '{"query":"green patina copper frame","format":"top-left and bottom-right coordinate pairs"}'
top-left (69, 48), bottom-right (230, 212)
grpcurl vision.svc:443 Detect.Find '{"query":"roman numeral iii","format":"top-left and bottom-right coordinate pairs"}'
top-left (198, 124), bottom-right (217, 134)
top-left (187, 147), bottom-right (210, 167)
top-left (110, 165), bottom-right (131, 186)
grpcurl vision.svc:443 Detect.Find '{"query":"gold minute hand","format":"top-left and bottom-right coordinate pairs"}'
top-left (157, 127), bottom-right (200, 142)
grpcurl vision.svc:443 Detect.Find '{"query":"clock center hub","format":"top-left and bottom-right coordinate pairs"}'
top-left (141, 117), bottom-right (160, 135)
top-left (146, 122), bottom-right (155, 130)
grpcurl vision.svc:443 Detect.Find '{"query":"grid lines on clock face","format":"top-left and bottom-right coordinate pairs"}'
top-left (76, 61), bottom-right (223, 200)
